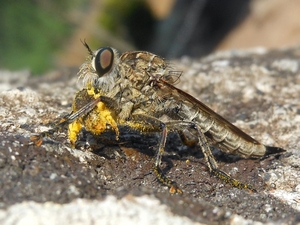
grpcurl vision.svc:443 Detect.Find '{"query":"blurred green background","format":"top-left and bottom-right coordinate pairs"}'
top-left (1, 0), bottom-right (298, 75)
top-left (0, 0), bottom-right (148, 74)
top-left (0, 0), bottom-right (78, 74)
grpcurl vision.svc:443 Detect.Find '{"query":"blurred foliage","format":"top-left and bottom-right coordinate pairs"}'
top-left (98, 0), bottom-right (251, 59)
top-left (0, 0), bottom-right (80, 74)
top-left (0, 0), bottom-right (250, 74)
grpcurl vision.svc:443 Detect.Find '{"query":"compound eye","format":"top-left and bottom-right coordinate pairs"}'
top-left (93, 47), bottom-right (114, 77)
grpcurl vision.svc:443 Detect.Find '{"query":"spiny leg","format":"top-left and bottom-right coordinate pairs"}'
top-left (165, 120), bottom-right (256, 191)
top-left (126, 114), bottom-right (183, 194)
top-left (193, 124), bottom-right (255, 191)
top-left (30, 96), bottom-right (102, 146)
top-left (153, 124), bottom-right (183, 194)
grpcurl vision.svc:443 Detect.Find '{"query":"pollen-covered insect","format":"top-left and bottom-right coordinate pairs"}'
top-left (31, 41), bottom-right (285, 193)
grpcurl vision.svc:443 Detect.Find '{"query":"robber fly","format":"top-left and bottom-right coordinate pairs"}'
top-left (31, 42), bottom-right (285, 193)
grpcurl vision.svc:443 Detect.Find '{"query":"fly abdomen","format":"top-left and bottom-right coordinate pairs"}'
top-left (193, 111), bottom-right (268, 158)
top-left (209, 121), bottom-right (266, 158)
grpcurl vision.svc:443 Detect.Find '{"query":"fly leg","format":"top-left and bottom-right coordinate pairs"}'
top-left (126, 114), bottom-right (183, 194)
top-left (30, 96), bottom-right (105, 146)
top-left (153, 123), bottom-right (183, 194)
top-left (165, 121), bottom-right (255, 191)
top-left (193, 124), bottom-right (255, 191)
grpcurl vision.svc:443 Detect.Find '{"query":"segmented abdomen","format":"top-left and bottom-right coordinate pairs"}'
top-left (195, 110), bottom-right (266, 158)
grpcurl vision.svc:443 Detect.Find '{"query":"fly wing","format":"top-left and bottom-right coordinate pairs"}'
top-left (158, 79), bottom-right (261, 144)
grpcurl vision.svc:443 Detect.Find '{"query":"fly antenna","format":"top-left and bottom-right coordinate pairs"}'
top-left (81, 39), bottom-right (94, 56)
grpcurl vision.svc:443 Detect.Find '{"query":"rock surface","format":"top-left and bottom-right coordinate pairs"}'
top-left (0, 46), bottom-right (300, 224)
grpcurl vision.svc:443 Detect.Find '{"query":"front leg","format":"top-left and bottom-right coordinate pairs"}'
top-left (30, 89), bottom-right (121, 147)
top-left (30, 95), bottom-right (103, 146)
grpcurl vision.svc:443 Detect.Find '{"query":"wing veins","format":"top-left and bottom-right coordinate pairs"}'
top-left (159, 79), bottom-right (260, 144)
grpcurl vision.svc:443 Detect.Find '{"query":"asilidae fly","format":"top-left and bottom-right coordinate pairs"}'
top-left (31, 42), bottom-right (285, 193)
